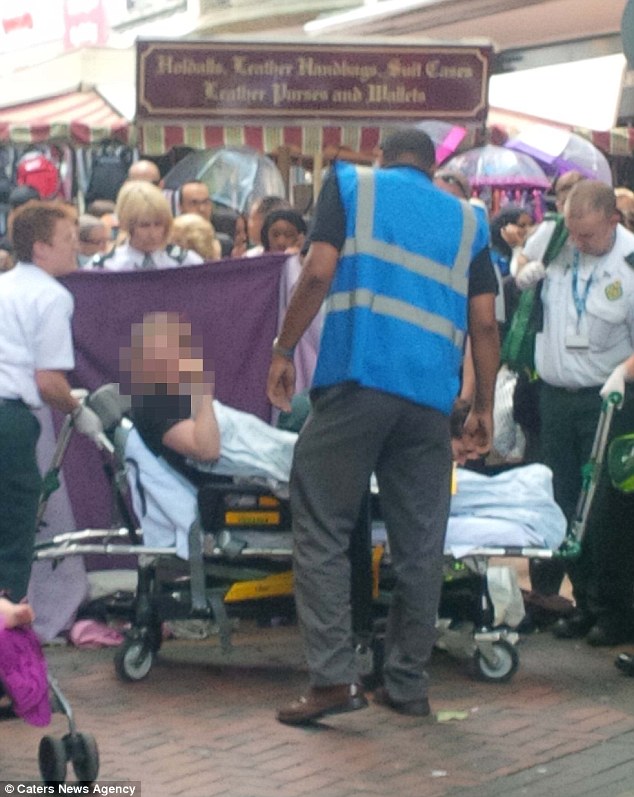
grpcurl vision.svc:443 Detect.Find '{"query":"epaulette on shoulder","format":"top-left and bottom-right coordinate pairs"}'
top-left (91, 249), bottom-right (116, 269)
top-left (165, 243), bottom-right (188, 264)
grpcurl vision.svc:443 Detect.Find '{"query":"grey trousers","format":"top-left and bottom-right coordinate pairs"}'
top-left (290, 382), bottom-right (451, 701)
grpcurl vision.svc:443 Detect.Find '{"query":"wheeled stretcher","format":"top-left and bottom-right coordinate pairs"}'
top-left (36, 384), bottom-right (617, 686)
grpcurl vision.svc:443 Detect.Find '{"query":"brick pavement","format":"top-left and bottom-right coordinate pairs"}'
top-left (2, 622), bottom-right (634, 796)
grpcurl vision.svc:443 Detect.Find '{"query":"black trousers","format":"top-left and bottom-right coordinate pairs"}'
top-left (534, 382), bottom-right (634, 623)
top-left (0, 401), bottom-right (42, 601)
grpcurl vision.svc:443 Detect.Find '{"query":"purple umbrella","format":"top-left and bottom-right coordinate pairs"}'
top-left (505, 125), bottom-right (612, 184)
top-left (416, 120), bottom-right (467, 165)
top-left (443, 144), bottom-right (551, 189)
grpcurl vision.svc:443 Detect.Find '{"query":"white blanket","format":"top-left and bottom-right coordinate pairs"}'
top-left (126, 419), bottom-right (566, 560)
top-left (447, 464), bottom-right (567, 553)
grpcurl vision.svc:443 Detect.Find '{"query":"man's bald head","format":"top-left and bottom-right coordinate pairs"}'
top-left (127, 160), bottom-right (161, 185)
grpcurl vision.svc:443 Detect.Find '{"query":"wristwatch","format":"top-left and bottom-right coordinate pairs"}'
top-left (272, 336), bottom-right (295, 360)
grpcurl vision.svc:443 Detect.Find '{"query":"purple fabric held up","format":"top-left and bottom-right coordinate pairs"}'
top-left (58, 255), bottom-right (286, 530)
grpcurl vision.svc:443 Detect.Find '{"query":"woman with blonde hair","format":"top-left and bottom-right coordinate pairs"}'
top-left (171, 213), bottom-right (221, 261)
top-left (89, 180), bottom-right (203, 270)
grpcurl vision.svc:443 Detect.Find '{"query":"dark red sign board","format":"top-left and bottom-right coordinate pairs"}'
top-left (137, 40), bottom-right (491, 123)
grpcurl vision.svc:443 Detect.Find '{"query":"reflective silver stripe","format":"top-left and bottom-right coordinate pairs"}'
top-left (325, 288), bottom-right (465, 348)
top-left (454, 200), bottom-right (477, 285)
top-left (343, 238), bottom-right (469, 295)
top-left (344, 165), bottom-right (476, 297)
top-left (355, 166), bottom-right (375, 242)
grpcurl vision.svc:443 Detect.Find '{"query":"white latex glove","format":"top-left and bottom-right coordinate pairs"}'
top-left (515, 260), bottom-right (546, 291)
top-left (600, 363), bottom-right (627, 407)
top-left (72, 404), bottom-right (105, 444)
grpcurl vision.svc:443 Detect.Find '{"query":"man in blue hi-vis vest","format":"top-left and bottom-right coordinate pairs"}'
top-left (267, 128), bottom-right (499, 725)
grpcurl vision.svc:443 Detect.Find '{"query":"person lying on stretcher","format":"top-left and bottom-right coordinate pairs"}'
top-left (121, 311), bottom-right (298, 493)
top-left (121, 311), bottom-right (565, 554)
top-left (121, 312), bottom-right (488, 493)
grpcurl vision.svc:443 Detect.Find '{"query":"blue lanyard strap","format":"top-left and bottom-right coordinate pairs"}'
top-left (571, 249), bottom-right (594, 323)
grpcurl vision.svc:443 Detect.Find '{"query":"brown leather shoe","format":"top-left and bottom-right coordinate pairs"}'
top-left (277, 683), bottom-right (368, 725)
top-left (373, 686), bottom-right (431, 717)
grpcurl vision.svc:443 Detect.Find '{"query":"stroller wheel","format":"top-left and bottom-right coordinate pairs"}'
top-left (473, 640), bottom-right (519, 682)
top-left (114, 638), bottom-right (154, 682)
top-left (71, 732), bottom-right (100, 784)
top-left (39, 735), bottom-right (68, 784)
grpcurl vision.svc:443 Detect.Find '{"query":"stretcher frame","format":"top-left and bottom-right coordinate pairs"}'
top-left (34, 387), bottom-right (621, 685)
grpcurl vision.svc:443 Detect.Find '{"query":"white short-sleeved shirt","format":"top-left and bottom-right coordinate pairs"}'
top-left (0, 262), bottom-right (75, 407)
top-left (87, 243), bottom-right (203, 271)
top-left (536, 225), bottom-right (634, 388)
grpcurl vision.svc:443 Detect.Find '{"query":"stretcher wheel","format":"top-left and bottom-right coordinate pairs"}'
top-left (71, 732), bottom-right (100, 784)
top-left (114, 638), bottom-right (154, 682)
top-left (39, 735), bottom-right (67, 784)
top-left (473, 640), bottom-right (519, 682)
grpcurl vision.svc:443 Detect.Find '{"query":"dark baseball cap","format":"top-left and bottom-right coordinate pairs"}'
top-left (9, 185), bottom-right (41, 208)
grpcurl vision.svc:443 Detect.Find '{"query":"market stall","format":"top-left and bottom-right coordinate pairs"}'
top-left (135, 38), bottom-right (493, 198)
top-left (0, 88), bottom-right (134, 201)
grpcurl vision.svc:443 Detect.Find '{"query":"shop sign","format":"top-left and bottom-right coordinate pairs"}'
top-left (137, 40), bottom-right (491, 122)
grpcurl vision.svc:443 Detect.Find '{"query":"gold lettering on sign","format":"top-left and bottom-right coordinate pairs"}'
top-left (272, 83), bottom-right (329, 105)
top-left (425, 60), bottom-right (474, 79)
top-left (232, 56), bottom-right (294, 77)
top-left (156, 55), bottom-right (225, 75)
top-left (295, 57), bottom-right (377, 83)
top-left (332, 86), bottom-right (364, 103)
top-left (385, 58), bottom-right (423, 78)
top-left (204, 82), bottom-right (267, 103)
top-left (366, 84), bottom-right (426, 103)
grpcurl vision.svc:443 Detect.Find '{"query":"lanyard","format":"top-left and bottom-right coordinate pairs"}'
top-left (571, 249), bottom-right (595, 326)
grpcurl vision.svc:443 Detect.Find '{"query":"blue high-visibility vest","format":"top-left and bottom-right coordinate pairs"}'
top-left (313, 161), bottom-right (486, 413)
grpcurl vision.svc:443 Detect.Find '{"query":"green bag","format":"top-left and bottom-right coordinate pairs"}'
top-left (500, 214), bottom-right (569, 374)
top-left (500, 286), bottom-right (539, 373)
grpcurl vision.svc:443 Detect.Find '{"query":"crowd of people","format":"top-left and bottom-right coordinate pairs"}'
top-left (1, 128), bottom-right (634, 730)
top-left (0, 157), bottom-right (301, 274)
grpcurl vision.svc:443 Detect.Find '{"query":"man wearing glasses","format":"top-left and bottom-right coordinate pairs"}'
top-left (179, 181), bottom-right (214, 222)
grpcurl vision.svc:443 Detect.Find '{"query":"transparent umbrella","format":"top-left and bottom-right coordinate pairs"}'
top-left (505, 125), bottom-right (612, 184)
top-left (162, 146), bottom-right (286, 213)
top-left (443, 145), bottom-right (551, 189)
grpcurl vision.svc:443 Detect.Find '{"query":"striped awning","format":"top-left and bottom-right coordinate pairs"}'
top-left (138, 122), bottom-right (390, 158)
top-left (138, 121), bottom-right (482, 160)
top-left (0, 90), bottom-right (132, 147)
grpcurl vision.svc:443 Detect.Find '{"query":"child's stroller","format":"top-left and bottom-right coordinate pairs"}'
top-left (0, 619), bottom-right (99, 784)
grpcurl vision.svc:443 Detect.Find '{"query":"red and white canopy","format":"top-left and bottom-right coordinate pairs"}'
top-left (0, 90), bottom-right (132, 147)
top-left (138, 122), bottom-right (387, 159)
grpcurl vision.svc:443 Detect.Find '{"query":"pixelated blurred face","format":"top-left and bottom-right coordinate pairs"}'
top-left (129, 215), bottom-right (168, 253)
top-left (565, 209), bottom-right (618, 257)
top-left (180, 184), bottom-right (213, 220)
top-left (267, 219), bottom-right (303, 253)
top-left (125, 315), bottom-right (209, 397)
